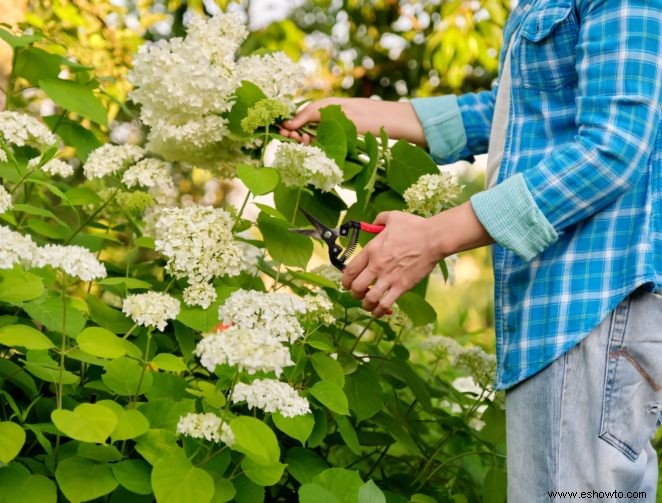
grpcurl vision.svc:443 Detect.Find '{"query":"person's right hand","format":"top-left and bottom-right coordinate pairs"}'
top-left (279, 97), bottom-right (428, 147)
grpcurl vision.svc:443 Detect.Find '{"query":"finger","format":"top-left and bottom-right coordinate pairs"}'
top-left (372, 286), bottom-right (400, 319)
top-left (342, 248), bottom-right (370, 290)
top-left (373, 211), bottom-right (393, 226)
top-left (302, 133), bottom-right (312, 145)
top-left (363, 280), bottom-right (389, 311)
top-left (349, 266), bottom-right (377, 300)
top-left (282, 106), bottom-right (314, 130)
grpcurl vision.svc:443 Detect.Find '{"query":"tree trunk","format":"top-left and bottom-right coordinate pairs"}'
top-left (0, 0), bottom-right (28, 110)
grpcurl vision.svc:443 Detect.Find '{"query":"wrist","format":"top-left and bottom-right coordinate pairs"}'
top-left (427, 201), bottom-right (494, 258)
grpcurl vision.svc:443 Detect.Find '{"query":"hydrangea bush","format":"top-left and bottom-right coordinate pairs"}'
top-left (0, 15), bottom-right (505, 503)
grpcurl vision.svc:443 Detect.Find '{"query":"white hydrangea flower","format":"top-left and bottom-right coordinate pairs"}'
top-left (154, 205), bottom-right (242, 284)
top-left (32, 244), bottom-right (107, 281)
top-left (195, 325), bottom-right (293, 377)
top-left (403, 172), bottom-right (462, 217)
top-left (122, 158), bottom-right (178, 205)
top-left (83, 144), bottom-right (145, 179)
top-left (0, 111), bottom-right (57, 148)
top-left (176, 412), bottom-right (235, 445)
top-left (0, 226), bottom-right (37, 269)
top-left (129, 14), bottom-right (246, 168)
top-left (455, 346), bottom-right (496, 390)
top-left (271, 142), bottom-right (342, 192)
top-left (0, 149), bottom-right (7, 163)
top-left (0, 185), bottom-right (12, 214)
top-left (232, 378), bottom-right (310, 417)
top-left (28, 157), bottom-right (75, 177)
top-left (235, 52), bottom-right (305, 111)
top-left (302, 294), bottom-right (335, 325)
top-left (122, 291), bottom-right (181, 331)
top-left (183, 282), bottom-right (217, 309)
top-left (225, 240), bottom-right (261, 277)
top-left (218, 289), bottom-right (308, 343)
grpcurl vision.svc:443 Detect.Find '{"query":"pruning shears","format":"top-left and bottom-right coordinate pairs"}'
top-left (292, 208), bottom-right (385, 271)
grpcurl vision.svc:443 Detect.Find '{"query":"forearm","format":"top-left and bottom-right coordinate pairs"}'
top-left (427, 201), bottom-right (495, 258)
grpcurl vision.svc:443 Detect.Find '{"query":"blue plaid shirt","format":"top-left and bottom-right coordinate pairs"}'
top-left (411, 0), bottom-right (662, 389)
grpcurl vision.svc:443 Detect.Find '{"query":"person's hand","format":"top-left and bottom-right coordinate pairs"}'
top-left (342, 211), bottom-right (444, 318)
top-left (279, 98), bottom-right (428, 146)
top-left (342, 202), bottom-right (495, 318)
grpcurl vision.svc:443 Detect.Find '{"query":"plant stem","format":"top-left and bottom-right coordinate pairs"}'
top-left (65, 187), bottom-right (120, 244)
top-left (232, 190), bottom-right (251, 229)
top-left (130, 330), bottom-right (152, 408)
top-left (121, 323), bottom-right (139, 340)
top-left (54, 286), bottom-right (69, 467)
top-left (10, 166), bottom-right (38, 195)
top-left (291, 187), bottom-right (302, 224)
top-left (350, 319), bottom-right (373, 352)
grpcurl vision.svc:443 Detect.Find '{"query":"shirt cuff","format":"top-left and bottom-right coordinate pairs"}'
top-left (410, 95), bottom-right (467, 164)
top-left (470, 173), bottom-right (558, 261)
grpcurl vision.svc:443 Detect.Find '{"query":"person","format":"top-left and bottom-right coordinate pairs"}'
top-left (280, 1), bottom-right (662, 501)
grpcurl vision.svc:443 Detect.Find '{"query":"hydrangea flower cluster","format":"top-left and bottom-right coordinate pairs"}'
top-left (271, 142), bottom-right (343, 192)
top-left (39, 158), bottom-right (75, 178)
top-left (83, 144), bottom-right (145, 179)
top-left (182, 282), bottom-right (217, 310)
top-left (32, 244), bottom-right (107, 281)
top-left (0, 149), bottom-right (7, 163)
top-left (121, 158), bottom-right (178, 206)
top-left (195, 326), bottom-right (294, 377)
top-left (0, 226), bottom-right (37, 269)
top-left (232, 378), bottom-right (310, 417)
top-left (176, 412), bottom-right (235, 445)
top-left (154, 206), bottom-right (242, 305)
top-left (0, 111), bottom-right (57, 149)
top-left (122, 291), bottom-right (180, 331)
top-left (0, 185), bottom-right (12, 214)
top-left (129, 14), bottom-right (304, 172)
top-left (218, 289), bottom-right (334, 343)
top-left (403, 172), bottom-right (462, 217)
top-left (422, 335), bottom-right (495, 389)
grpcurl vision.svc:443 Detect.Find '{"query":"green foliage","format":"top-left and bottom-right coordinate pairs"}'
top-left (0, 14), bottom-right (509, 503)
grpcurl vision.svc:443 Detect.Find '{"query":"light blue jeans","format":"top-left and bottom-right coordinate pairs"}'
top-left (506, 289), bottom-right (662, 502)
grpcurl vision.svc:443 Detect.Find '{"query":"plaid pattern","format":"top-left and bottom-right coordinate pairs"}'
top-left (435, 0), bottom-right (661, 389)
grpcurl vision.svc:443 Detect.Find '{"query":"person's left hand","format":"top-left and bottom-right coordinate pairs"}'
top-left (341, 211), bottom-right (444, 318)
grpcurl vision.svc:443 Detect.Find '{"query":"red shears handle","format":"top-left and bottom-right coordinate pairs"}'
top-left (359, 222), bottom-right (385, 234)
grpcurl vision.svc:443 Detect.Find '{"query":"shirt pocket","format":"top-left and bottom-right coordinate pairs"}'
top-left (518, 4), bottom-right (579, 92)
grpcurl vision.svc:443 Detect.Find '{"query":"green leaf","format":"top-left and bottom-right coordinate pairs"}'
top-left (98, 277), bottom-right (153, 289)
top-left (315, 119), bottom-right (347, 168)
top-left (0, 29), bottom-right (41, 48)
top-left (0, 463), bottom-right (56, 503)
top-left (102, 357), bottom-right (153, 396)
top-left (237, 164), bottom-right (279, 195)
top-left (482, 467), bottom-right (507, 503)
top-left (151, 353), bottom-right (188, 373)
top-left (373, 412), bottom-right (422, 455)
top-left (0, 324), bottom-right (54, 350)
top-left (23, 350), bottom-right (79, 384)
top-left (386, 140), bottom-right (439, 194)
top-left (320, 105), bottom-right (357, 153)
top-left (288, 270), bottom-right (337, 289)
top-left (63, 186), bottom-right (103, 206)
top-left (23, 294), bottom-right (86, 337)
top-left (0, 422), bottom-right (26, 465)
top-left (227, 81), bottom-right (267, 136)
top-left (51, 403), bottom-right (118, 443)
top-left (274, 184), bottom-right (345, 229)
top-left (55, 457), bottom-right (118, 502)
top-left (345, 366), bottom-right (384, 423)
top-left (272, 412), bottom-right (314, 446)
top-left (241, 458), bottom-right (286, 486)
top-left (43, 117), bottom-right (101, 163)
top-left (26, 218), bottom-right (69, 239)
top-left (380, 359), bottom-right (431, 411)
top-left (211, 476), bottom-right (235, 503)
top-left (87, 295), bottom-right (134, 334)
top-left (39, 78), bottom-right (108, 126)
top-left (151, 452), bottom-right (214, 503)
top-left (112, 460), bottom-right (152, 495)
top-left (311, 353), bottom-right (345, 387)
top-left (0, 268), bottom-right (44, 305)
top-left (257, 217), bottom-right (312, 268)
top-left (134, 429), bottom-right (181, 466)
top-left (12, 204), bottom-right (66, 225)
top-left (13, 47), bottom-right (61, 84)
top-left (395, 291), bottom-right (437, 327)
top-left (313, 468), bottom-right (364, 503)
top-left (77, 326), bottom-right (127, 358)
top-left (358, 480), bottom-right (387, 503)
top-left (109, 407), bottom-right (150, 442)
top-left (355, 132), bottom-right (380, 209)
top-left (230, 416), bottom-right (280, 465)
top-left (138, 398), bottom-right (195, 431)
top-left (299, 483), bottom-right (341, 503)
top-left (333, 414), bottom-right (361, 455)
top-left (0, 358), bottom-right (37, 397)
top-left (285, 447), bottom-right (329, 484)
top-left (233, 475), bottom-right (264, 503)
top-left (308, 380), bottom-right (349, 415)
top-left (77, 443), bottom-right (123, 462)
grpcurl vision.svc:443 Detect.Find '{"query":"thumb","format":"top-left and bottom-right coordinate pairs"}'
top-left (373, 211), bottom-right (392, 226)
top-left (282, 103), bottom-right (319, 130)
